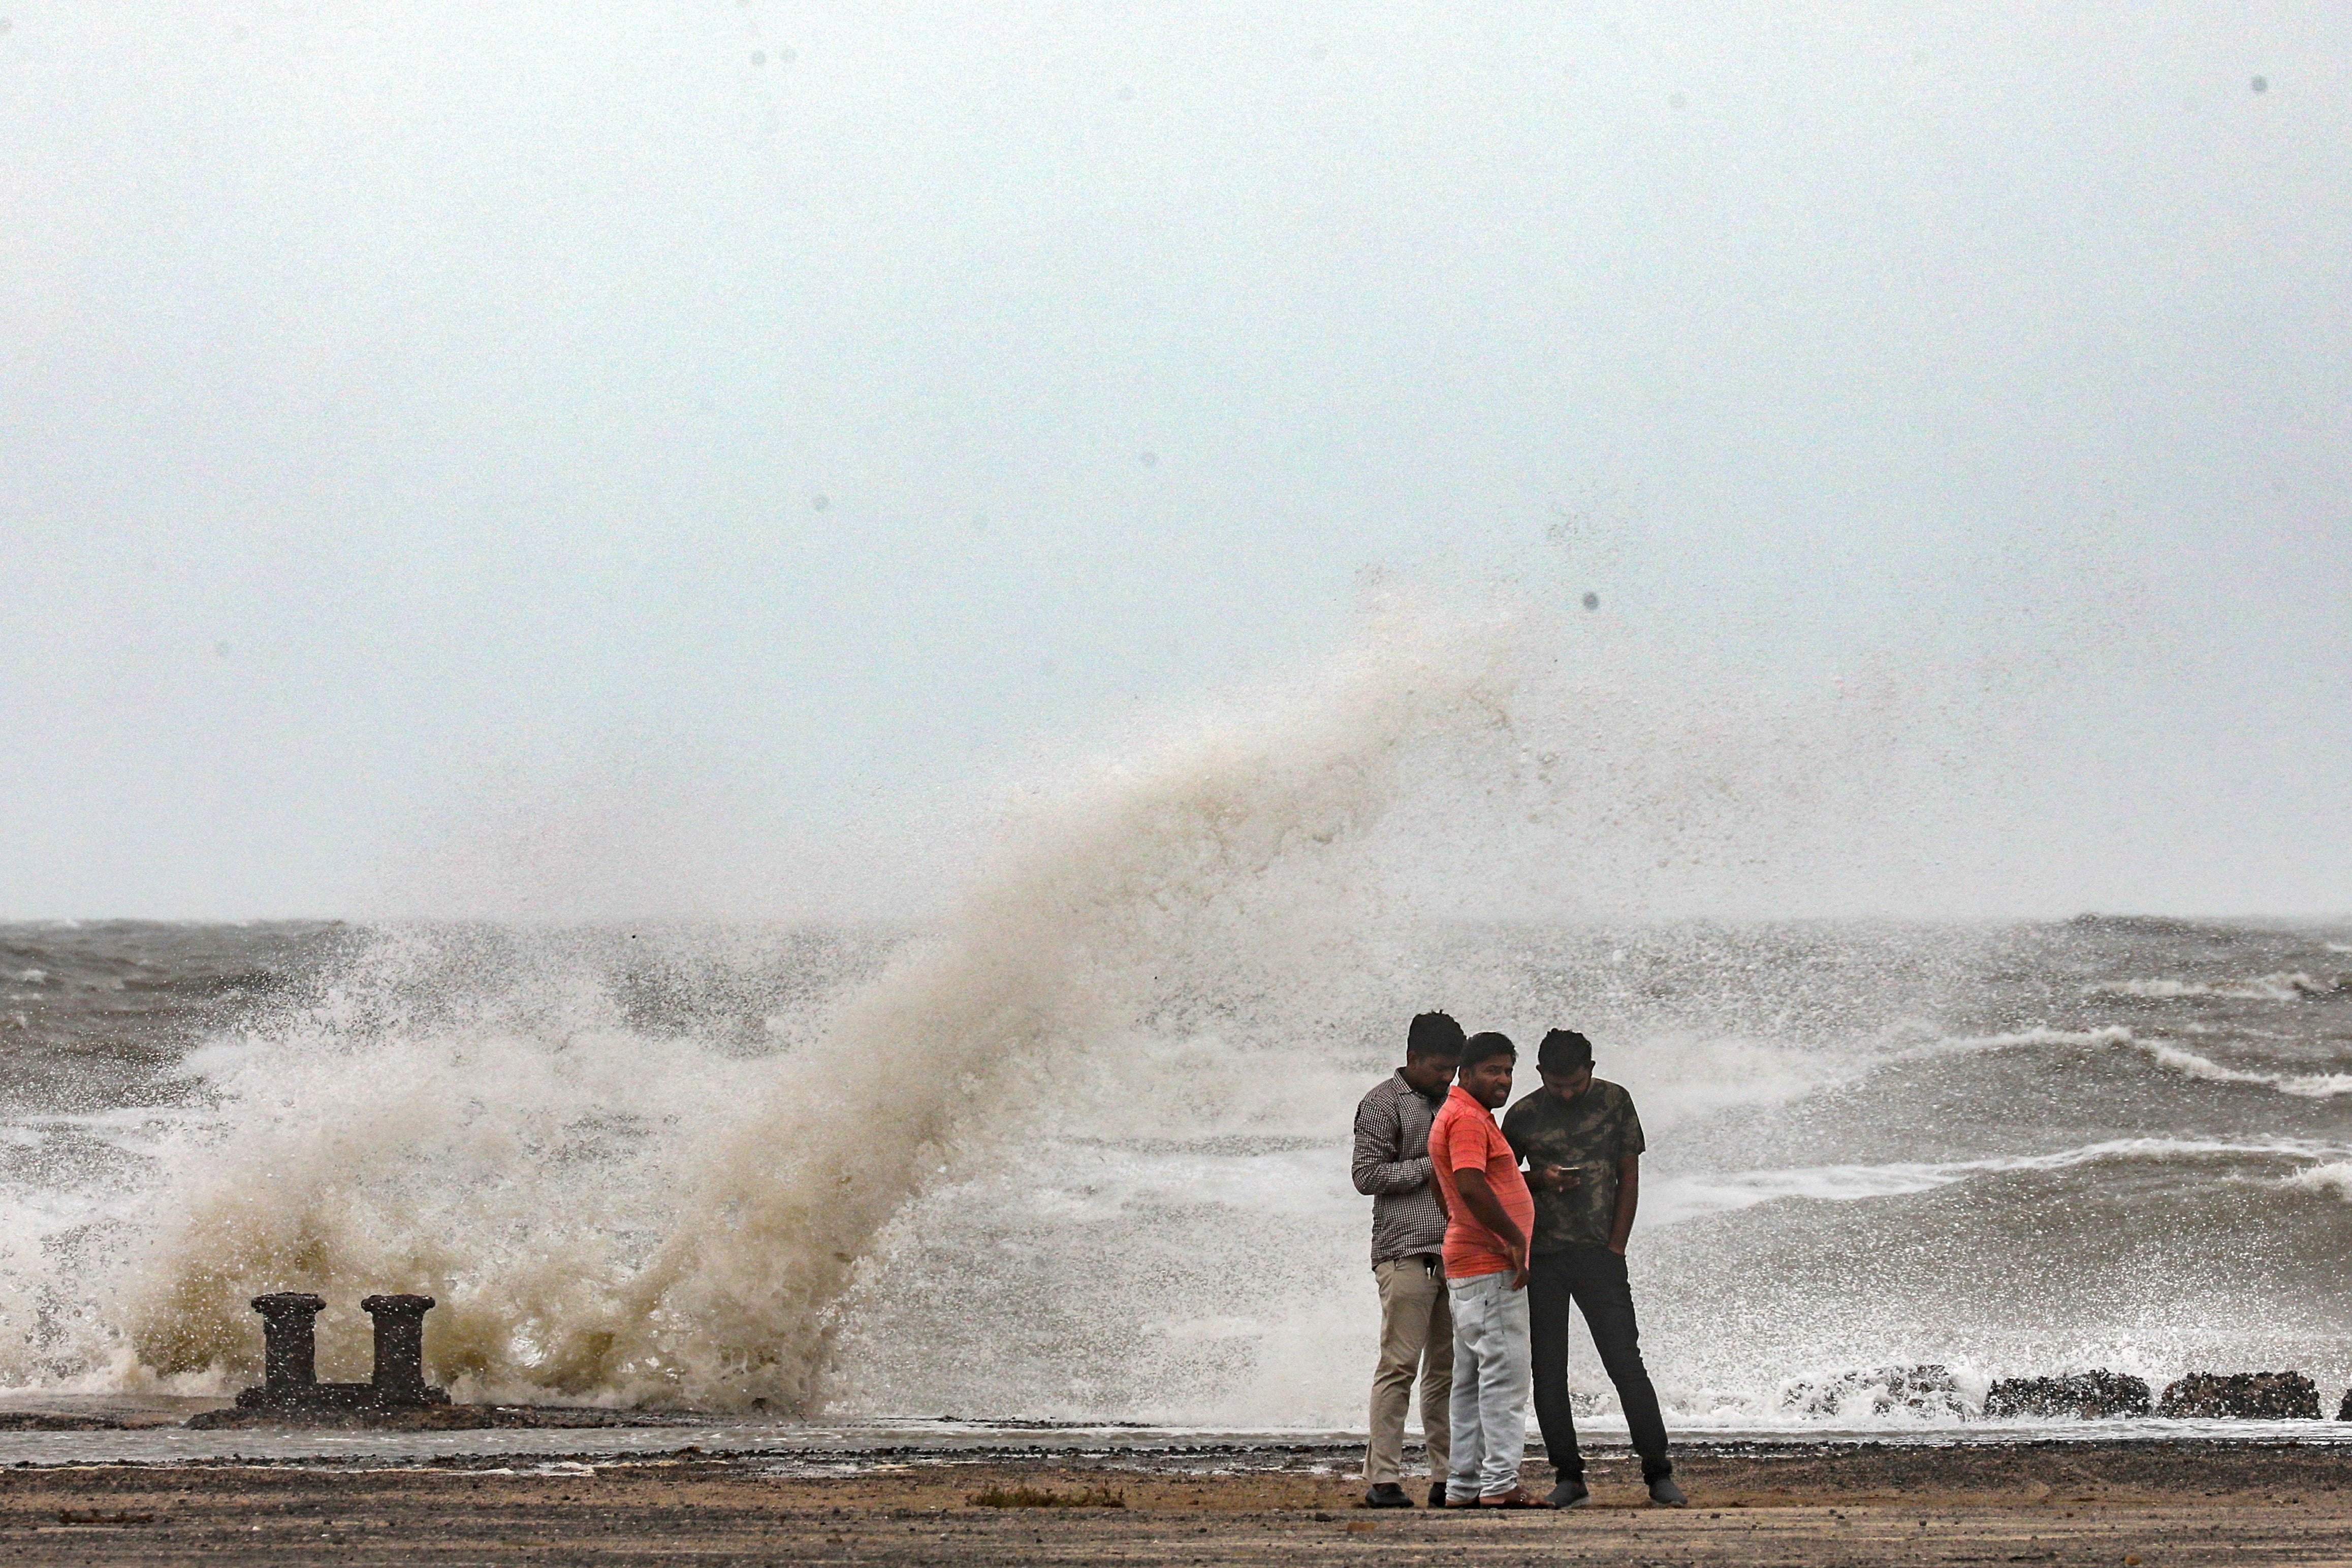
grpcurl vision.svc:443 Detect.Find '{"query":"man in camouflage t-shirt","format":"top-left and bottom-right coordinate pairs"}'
top-left (1500, 1029), bottom-right (1682, 1507)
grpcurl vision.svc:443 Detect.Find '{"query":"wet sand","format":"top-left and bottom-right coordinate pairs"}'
top-left (1, 1441), bottom-right (2349, 1563)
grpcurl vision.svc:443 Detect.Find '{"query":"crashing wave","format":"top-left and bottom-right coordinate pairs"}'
top-left (1649, 1135), bottom-right (2352, 1226)
top-left (119, 617), bottom-right (1521, 1413)
top-left (1911, 1026), bottom-right (2352, 1098)
top-left (1911, 1025), bottom-right (2138, 1056)
top-left (2280, 1163), bottom-right (2352, 1202)
top-left (2087, 972), bottom-right (2340, 1002)
top-left (2133, 1040), bottom-right (2352, 1098)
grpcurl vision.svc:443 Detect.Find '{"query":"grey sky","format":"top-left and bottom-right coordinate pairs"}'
top-left (4, 1), bottom-right (2345, 919)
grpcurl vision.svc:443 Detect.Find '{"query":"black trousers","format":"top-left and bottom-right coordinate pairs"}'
top-left (1528, 1246), bottom-right (1672, 1481)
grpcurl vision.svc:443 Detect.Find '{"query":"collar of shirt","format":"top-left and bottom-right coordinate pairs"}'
top-left (1445, 1083), bottom-right (1495, 1120)
top-left (1394, 1068), bottom-right (1445, 1105)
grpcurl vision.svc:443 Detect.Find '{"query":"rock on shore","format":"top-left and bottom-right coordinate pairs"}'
top-left (2156, 1372), bottom-right (2321, 1419)
top-left (1983, 1371), bottom-right (2151, 1420)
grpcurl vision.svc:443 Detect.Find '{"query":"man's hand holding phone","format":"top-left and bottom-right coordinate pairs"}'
top-left (1536, 1163), bottom-right (1582, 1193)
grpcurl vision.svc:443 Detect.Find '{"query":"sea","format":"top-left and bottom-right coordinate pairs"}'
top-left (3, 911), bottom-right (2347, 1436)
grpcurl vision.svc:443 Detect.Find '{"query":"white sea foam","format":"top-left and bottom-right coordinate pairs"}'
top-left (1905, 1025), bottom-right (2138, 1058)
top-left (1647, 1136), bottom-right (2352, 1227)
top-left (2088, 972), bottom-right (2338, 1001)
top-left (1610, 1032), bottom-right (1852, 1130)
top-left (2280, 1162), bottom-right (2352, 1202)
top-left (2134, 1041), bottom-right (2352, 1098)
top-left (1908, 1025), bottom-right (2352, 1098)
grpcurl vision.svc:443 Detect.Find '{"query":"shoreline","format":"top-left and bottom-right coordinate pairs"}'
top-left (2, 1392), bottom-right (2351, 1465)
top-left (11, 1432), bottom-right (2352, 1470)
top-left (0, 1441), bottom-right (2345, 1563)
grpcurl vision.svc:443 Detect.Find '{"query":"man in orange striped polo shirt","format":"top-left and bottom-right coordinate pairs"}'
top-left (1427, 1031), bottom-right (1550, 1509)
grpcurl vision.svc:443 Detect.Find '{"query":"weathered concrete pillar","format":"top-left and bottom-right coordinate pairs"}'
top-left (360, 1294), bottom-right (436, 1405)
top-left (249, 1293), bottom-right (327, 1395)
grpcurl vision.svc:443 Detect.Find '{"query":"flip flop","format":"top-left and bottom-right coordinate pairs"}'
top-left (1477, 1489), bottom-right (1556, 1509)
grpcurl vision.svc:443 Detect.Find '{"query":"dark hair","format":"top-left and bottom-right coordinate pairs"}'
top-left (1406, 1011), bottom-right (1466, 1061)
top-left (1537, 1029), bottom-right (1594, 1073)
top-left (1458, 1031), bottom-right (1516, 1071)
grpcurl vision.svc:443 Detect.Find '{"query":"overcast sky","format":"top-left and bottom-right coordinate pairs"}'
top-left (3, 1), bottom-right (2346, 920)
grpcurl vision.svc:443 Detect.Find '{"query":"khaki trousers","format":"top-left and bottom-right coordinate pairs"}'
top-left (1364, 1256), bottom-right (1452, 1486)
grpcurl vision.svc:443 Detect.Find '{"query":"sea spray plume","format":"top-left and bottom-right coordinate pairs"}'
top-left (122, 923), bottom-right (786, 1391)
top-left (124, 925), bottom-right (465, 1384)
top-left (534, 618), bottom-right (1518, 1411)
top-left (120, 615), bottom-right (1514, 1404)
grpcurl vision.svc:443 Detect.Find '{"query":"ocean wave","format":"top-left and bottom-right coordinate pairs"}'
top-left (2135, 1040), bottom-right (2352, 1098)
top-left (2280, 1162), bottom-right (2352, 1202)
top-left (1909, 1025), bottom-right (2352, 1098)
top-left (1912, 1025), bottom-right (2137, 1056)
top-left (2088, 972), bottom-right (2341, 1001)
top-left (1650, 1136), bottom-right (2352, 1227)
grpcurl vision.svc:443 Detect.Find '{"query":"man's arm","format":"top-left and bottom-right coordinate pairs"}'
top-left (1452, 1167), bottom-right (1529, 1289)
top-left (1608, 1153), bottom-right (1639, 1254)
top-left (1350, 1090), bottom-right (1431, 1196)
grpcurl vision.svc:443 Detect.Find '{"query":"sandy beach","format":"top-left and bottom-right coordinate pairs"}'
top-left (1, 1440), bottom-right (2347, 1564)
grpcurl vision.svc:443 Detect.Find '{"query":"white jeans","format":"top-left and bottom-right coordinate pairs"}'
top-left (1445, 1269), bottom-right (1532, 1501)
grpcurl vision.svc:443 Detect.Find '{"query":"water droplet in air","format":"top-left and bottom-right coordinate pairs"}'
top-left (2251, 75), bottom-right (2268, 92)
top-left (811, 493), bottom-right (830, 511)
top-left (1581, 592), bottom-right (1600, 611)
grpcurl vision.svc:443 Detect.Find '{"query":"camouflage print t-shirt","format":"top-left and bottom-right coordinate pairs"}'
top-left (1500, 1079), bottom-right (1646, 1253)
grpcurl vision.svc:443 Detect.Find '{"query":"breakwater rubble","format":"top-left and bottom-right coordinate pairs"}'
top-left (2157, 1371), bottom-right (2323, 1420)
top-left (1984, 1371), bottom-right (2153, 1419)
top-left (1784, 1365), bottom-right (2340, 1423)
